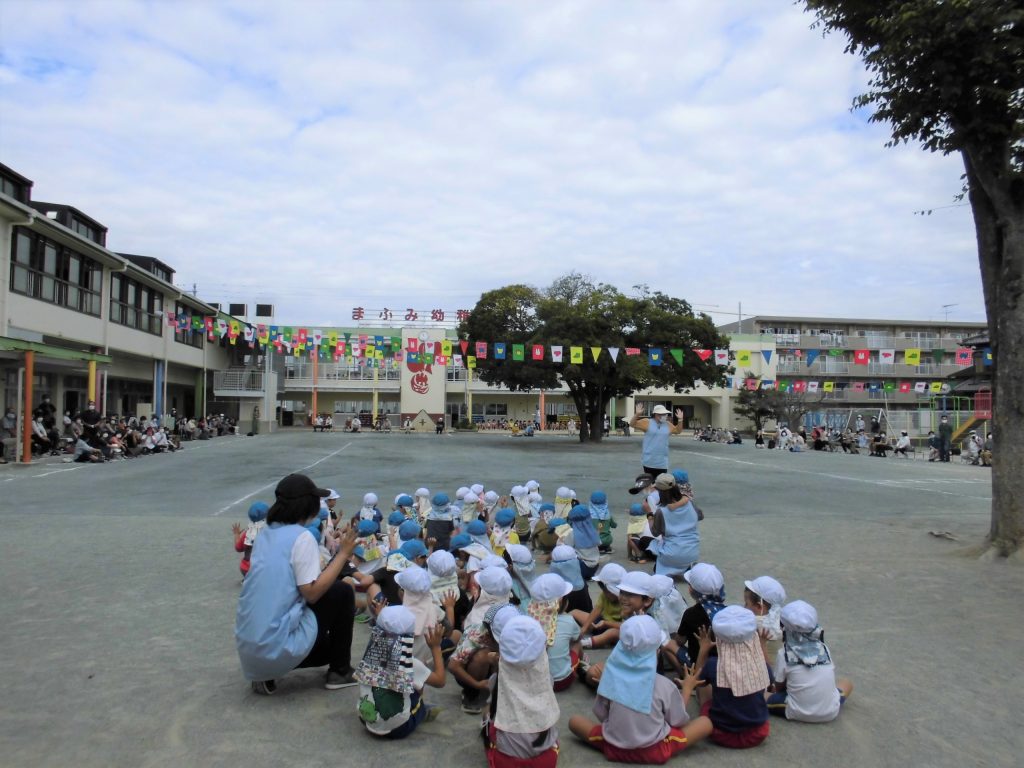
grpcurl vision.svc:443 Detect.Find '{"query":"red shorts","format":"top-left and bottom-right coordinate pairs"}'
top-left (486, 724), bottom-right (559, 768)
top-left (553, 650), bottom-right (580, 692)
top-left (700, 701), bottom-right (770, 749)
top-left (587, 724), bottom-right (689, 764)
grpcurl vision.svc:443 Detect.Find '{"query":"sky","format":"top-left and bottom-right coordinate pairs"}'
top-left (0, 0), bottom-right (985, 328)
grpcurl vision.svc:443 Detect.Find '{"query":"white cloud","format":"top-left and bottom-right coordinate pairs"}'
top-left (0, 0), bottom-right (984, 326)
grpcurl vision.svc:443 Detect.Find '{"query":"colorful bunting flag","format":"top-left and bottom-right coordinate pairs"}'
top-left (669, 348), bottom-right (683, 366)
top-left (854, 349), bottom-right (870, 365)
top-left (736, 350), bottom-right (752, 367)
top-left (761, 380), bottom-right (775, 390)
top-left (625, 347), bottom-right (642, 356)
top-left (512, 344), bottom-right (525, 361)
top-left (551, 346), bottom-right (563, 363)
top-left (955, 347), bottom-right (972, 366)
top-left (714, 349), bottom-right (729, 365)
top-left (982, 347), bottom-right (993, 366)
top-left (695, 349), bottom-right (713, 362)
top-left (745, 378), bottom-right (759, 391)
top-left (823, 381), bottom-right (834, 392)
top-left (807, 381), bottom-right (819, 393)
top-left (914, 381), bottom-right (927, 393)
top-left (453, 354), bottom-right (463, 368)
top-left (904, 348), bottom-right (921, 366)
top-left (899, 381), bottom-right (911, 393)
top-left (883, 381), bottom-right (896, 392)
top-left (649, 348), bottom-right (663, 366)
top-left (879, 349), bottom-right (895, 364)
top-left (475, 341), bottom-right (488, 359)
top-left (467, 355), bottom-right (477, 369)
top-left (494, 343), bottom-right (506, 360)
top-left (805, 349), bottom-right (820, 366)
top-left (570, 346), bottom-right (583, 364)
top-left (929, 381), bottom-right (943, 392)
top-left (852, 382), bottom-right (865, 392)
top-left (828, 348), bottom-right (843, 357)
top-left (932, 349), bottom-right (945, 364)
top-left (532, 344), bottom-right (545, 361)
top-left (761, 350), bottom-right (773, 364)
top-left (608, 347), bottom-right (620, 362)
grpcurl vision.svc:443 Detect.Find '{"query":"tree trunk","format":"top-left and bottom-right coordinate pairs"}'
top-left (963, 150), bottom-right (1024, 557)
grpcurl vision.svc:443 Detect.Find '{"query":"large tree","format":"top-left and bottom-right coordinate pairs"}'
top-left (733, 371), bottom-right (824, 433)
top-left (803, 1), bottom-right (1023, 557)
top-left (459, 273), bottom-right (729, 442)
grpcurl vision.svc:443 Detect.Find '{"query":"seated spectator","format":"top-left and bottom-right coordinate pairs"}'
top-left (31, 416), bottom-right (61, 456)
top-left (893, 431), bottom-right (912, 458)
top-left (73, 436), bottom-right (103, 463)
top-left (871, 433), bottom-right (891, 457)
top-left (1, 405), bottom-right (18, 464)
top-left (981, 433), bottom-right (993, 467)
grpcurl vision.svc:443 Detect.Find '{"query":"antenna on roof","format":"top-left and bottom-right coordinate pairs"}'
top-left (941, 304), bottom-right (958, 322)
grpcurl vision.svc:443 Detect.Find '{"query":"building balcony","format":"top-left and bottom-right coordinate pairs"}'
top-left (767, 333), bottom-right (968, 352)
top-left (776, 361), bottom-right (961, 377)
top-left (213, 368), bottom-right (267, 397)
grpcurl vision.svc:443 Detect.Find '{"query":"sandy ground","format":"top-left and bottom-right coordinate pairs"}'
top-left (1, 429), bottom-right (1020, 768)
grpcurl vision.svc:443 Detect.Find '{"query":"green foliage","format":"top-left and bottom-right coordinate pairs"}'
top-left (733, 372), bottom-right (775, 431)
top-left (459, 272), bottom-right (729, 441)
top-left (803, 0), bottom-right (1023, 171)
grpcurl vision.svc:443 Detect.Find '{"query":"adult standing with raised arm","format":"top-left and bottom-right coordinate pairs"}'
top-left (629, 404), bottom-right (686, 478)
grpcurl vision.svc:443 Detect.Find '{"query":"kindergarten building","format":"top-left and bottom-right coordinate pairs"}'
top-left (2, 162), bottom-right (986, 445)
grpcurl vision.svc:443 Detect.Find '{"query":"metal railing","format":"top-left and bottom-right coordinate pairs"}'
top-left (213, 369), bottom-right (265, 392)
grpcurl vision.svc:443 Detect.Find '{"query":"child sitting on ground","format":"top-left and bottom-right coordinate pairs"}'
top-left (767, 600), bottom-right (853, 722)
top-left (569, 615), bottom-right (712, 764)
top-left (490, 508), bottom-right (519, 558)
top-left (567, 503), bottom-right (601, 580)
top-left (528, 573), bottom-right (580, 691)
top-left (482, 615), bottom-right (561, 767)
top-left (395, 565), bottom-right (458, 667)
top-left (589, 490), bottom-right (616, 555)
top-left (355, 605), bottom-right (446, 739)
top-left (231, 501), bottom-right (268, 577)
top-left (574, 563), bottom-right (626, 650)
top-left (626, 502), bottom-right (654, 564)
top-left (507, 544), bottom-right (537, 608)
top-left (424, 492), bottom-right (455, 552)
top-left (549, 545), bottom-right (593, 615)
top-left (676, 563), bottom-right (726, 667)
top-left (450, 602), bottom-right (518, 715)
top-left (695, 606), bottom-right (772, 749)
top-left (743, 575), bottom-right (786, 662)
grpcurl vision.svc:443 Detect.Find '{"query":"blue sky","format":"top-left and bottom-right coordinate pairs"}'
top-left (0, 0), bottom-right (983, 327)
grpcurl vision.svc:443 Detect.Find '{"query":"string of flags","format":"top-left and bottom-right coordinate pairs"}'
top-left (163, 313), bottom-right (985, 371)
top-left (732, 378), bottom-right (958, 395)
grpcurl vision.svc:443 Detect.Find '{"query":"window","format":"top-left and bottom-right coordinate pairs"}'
top-left (9, 227), bottom-right (101, 315)
top-left (174, 302), bottom-right (204, 348)
top-left (110, 273), bottom-right (164, 335)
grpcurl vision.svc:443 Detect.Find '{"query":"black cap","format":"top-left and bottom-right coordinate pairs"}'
top-left (627, 473), bottom-right (654, 495)
top-left (275, 473), bottom-right (330, 500)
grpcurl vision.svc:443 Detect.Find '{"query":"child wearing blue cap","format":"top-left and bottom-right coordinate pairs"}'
top-left (626, 502), bottom-right (654, 564)
top-left (232, 501), bottom-right (269, 578)
top-left (490, 508), bottom-right (519, 558)
top-left (589, 491), bottom-right (616, 555)
top-left (532, 504), bottom-right (559, 553)
top-left (424, 492), bottom-right (455, 551)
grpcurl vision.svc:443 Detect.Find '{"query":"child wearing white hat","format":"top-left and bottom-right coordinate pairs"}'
top-left (694, 605), bottom-right (772, 749)
top-left (569, 615), bottom-right (712, 763)
top-left (527, 573), bottom-right (579, 691)
top-left (743, 575), bottom-right (787, 661)
top-left (354, 605), bottom-right (446, 739)
top-left (766, 600), bottom-right (853, 723)
top-left (483, 615), bottom-right (561, 766)
top-left (573, 563), bottom-right (626, 649)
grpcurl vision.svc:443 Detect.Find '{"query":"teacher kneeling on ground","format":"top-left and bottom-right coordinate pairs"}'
top-left (236, 473), bottom-right (358, 695)
top-left (629, 404), bottom-right (686, 477)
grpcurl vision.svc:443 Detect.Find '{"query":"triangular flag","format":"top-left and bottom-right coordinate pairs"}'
top-left (695, 349), bottom-right (712, 362)
top-left (669, 348), bottom-right (683, 366)
top-left (590, 346), bottom-right (602, 362)
top-left (805, 349), bottom-right (820, 366)
top-left (460, 340), bottom-right (469, 356)
top-left (569, 346), bottom-right (583, 364)
top-left (761, 350), bottom-right (772, 364)
top-left (607, 347), bottom-right (620, 362)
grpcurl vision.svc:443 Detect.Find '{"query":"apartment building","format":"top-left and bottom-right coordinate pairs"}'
top-left (718, 315), bottom-right (989, 435)
top-left (0, 162), bottom-right (242, 458)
